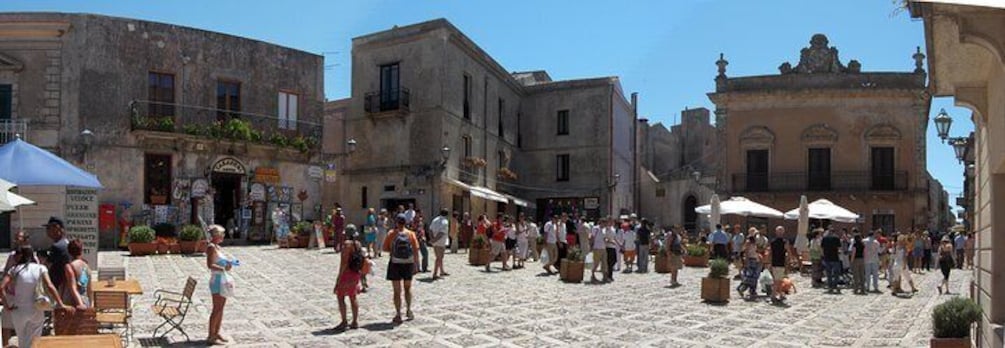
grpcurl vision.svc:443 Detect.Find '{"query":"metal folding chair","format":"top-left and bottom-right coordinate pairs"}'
top-left (150, 277), bottom-right (197, 341)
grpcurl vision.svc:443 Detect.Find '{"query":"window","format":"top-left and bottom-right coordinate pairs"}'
top-left (556, 154), bottom-right (570, 181)
top-left (0, 84), bottom-right (11, 120)
top-left (497, 98), bottom-right (505, 137)
top-left (498, 150), bottom-right (506, 168)
top-left (871, 147), bottom-right (895, 190)
top-left (379, 63), bottom-right (400, 110)
top-left (557, 109), bottom-right (570, 135)
top-left (143, 154), bottom-right (172, 205)
top-left (873, 214), bottom-right (894, 235)
top-left (807, 148), bottom-right (831, 191)
top-left (746, 149), bottom-right (769, 191)
top-left (148, 72), bottom-right (175, 118)
top-left (278, 92), bottom-right (298, 130)
top-left (216, 80), bottom-right (240, 121)
top-left (462, 136), bottom-right (472, 158)
top-left (384, 185), bottom-right (396, 192)
top-left (361, 186), bottom-right (368, 209)
top-left (463, 74), bottom-right (471, 119)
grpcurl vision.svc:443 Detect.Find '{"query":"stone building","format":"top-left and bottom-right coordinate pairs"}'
top-left (0, 13), bottom-right (325, 247)
top-left (638, 107), bottom-right (717, 230)
top-left (708, 34), bottom-right (949, 234)
top-left (910, 2), bottom-right (1005, 346)
top-left (342, 19), bottom-right (635, 223)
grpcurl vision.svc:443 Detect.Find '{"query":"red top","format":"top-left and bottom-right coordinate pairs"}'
top-left (492, 225), bottom-right (507, 242)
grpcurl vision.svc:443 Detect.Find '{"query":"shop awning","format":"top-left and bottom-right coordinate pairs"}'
top-left (504, 194), bottom-right (534, 208)
top-left (444, 178), bottom-right (524, 205)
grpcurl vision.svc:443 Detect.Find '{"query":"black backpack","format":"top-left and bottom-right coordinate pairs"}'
top-left (348, 242), bottom-right (364, 272)
top-left (391, 231), bottom-right (414, 263)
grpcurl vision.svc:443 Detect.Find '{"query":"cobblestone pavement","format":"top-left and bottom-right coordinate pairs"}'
top-left (95, 246), bottom-right (970, 347)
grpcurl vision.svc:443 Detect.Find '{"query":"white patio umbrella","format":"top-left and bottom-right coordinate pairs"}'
top-left (0, 178), bottom-right (37, 232)
top-left (709, 194), bottom-right (721, 227)
top-left (794, 195), bottom-right (809, 255)
top-left (695, 196), bottom-right (785, 219)
top-left (784, 198), bottom-right (859, 223)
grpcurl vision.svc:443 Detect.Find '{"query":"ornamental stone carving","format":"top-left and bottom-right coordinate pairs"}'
top-left (801, 124), bottom-right (838, 144)
top-left (779, 34), bottom-right (857, 74)
top-left (740, 126), bottom-right (775, 148)
top-left (865, 124), bottom-right (902, 142)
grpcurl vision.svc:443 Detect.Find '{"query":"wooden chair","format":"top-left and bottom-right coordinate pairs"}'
top-left (53, 308), bottom-right (99, 335)
top-left (93, 291), bottom-right (131, 343)
top-left (151, 277), bottom-right (197, 341)
top-left (98, 267), bottom-right (127, 281)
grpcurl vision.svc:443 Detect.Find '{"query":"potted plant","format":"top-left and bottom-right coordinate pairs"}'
top-left (684, 244), bottom-right (709, 267)
top-left (127, 226), bottom-right (157, 256)
top-left (178, 224), bottom-right (206, 254)
top-left (931, 297), bottom-right (981, 348)
top-left (295, 221), bottom-right (313, 247)
top-left (701, 258), bottom-right (731, 303)
top-left (560, 247), bottom-right (585, 283)
top-left (655, 244), bottom-right (674, 274)
top-left (468, 234), bottom-right (490, 265)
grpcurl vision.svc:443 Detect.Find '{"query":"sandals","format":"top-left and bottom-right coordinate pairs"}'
top-left (392, 315), bottom-right (403, 325)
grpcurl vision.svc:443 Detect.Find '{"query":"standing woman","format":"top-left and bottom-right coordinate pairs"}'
top-left (0, 245), bottom-right (73, 348)
top-left (375, 209), bottom-right (389, 258)
top-left (334, 239), bottom-right (363, 330)
top-left (937, 237), bottom-right (955, 295)
top-left (515, 214), bottom-right (530, 269)
top-left (206, 225), bottom-right (233, 345)
top-left (912, 232), bottom-right (925, 274)
top-left (413, 215), bottom-right (429, 273)
top-left (666, 226), bottom-right (684, 287)
top-left (2, 231), bottom-right (37, 345)
top-left (364, 208), bottom-right (378, 256)
top-left (65, 239), bottom-right (92, 309)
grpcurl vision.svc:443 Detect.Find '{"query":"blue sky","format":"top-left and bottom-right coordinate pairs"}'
top-left (3, 0), bottom-right (971, 214)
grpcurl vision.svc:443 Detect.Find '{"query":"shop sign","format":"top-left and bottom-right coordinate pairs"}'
top-left (307, 166), bottom-right (323, 180)
top-left (64, 188), bottom-right (99, 266)
top-left (324, 169), bottom-right (338, 183)
top-left (212, 157), bottom-right (246, 175)
top-left (191, 179), bottom-right (209, 198)
top-left (268, 185), bottom-right (294, 203)
top-left (249, 183), bottom-right (266, 201)
top-left (172, 179), bottom-right (191, 201)
top-left (254, 167), bottom-right (281, 184)
top-left (584, 197), bottom-right (600, 209)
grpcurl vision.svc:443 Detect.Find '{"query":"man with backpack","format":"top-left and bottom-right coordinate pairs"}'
top-left (382, 214), bottom-right (420, 324)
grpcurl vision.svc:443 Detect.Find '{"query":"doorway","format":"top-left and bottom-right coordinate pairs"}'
top-left (0, 212), bottom-right (9, 249)
top-left (382, 198), bottom-right (416, 216)
top-left (212, 173), bottom-right (242, 238)
top-left (683, 195), bottom-right (698, 234)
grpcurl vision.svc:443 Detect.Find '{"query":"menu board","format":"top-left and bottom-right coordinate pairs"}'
top-left (64, 187), bottom-right (99, 266)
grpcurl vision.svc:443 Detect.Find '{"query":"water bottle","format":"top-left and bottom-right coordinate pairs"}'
top-left (231, 259), bottom-right (241, 267)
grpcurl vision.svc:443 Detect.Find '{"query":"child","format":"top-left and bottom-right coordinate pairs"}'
top-left (334, 240), bottom-right (363, 330)
top-left (622, 224), bottom-right (637, 273)
top-left (778, 276), bottom-right (797, 296)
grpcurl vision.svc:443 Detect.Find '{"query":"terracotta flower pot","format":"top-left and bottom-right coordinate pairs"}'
top-left (128, 242), bottom-right (157, 256)
top-left (655, 253), bottom-right (673, 274)
top-left (700, 277), bottom-right (731, 303)
top-left (560, 260), bottom-right (584, 283)
top-left (179, 240), bottom-right (206, 254)
top-left (469, 247), bottom-right (490, 265)
top-left (684, 255), bottom-right (709, 267)
top-left (930, 338), bottom-right (971, 348)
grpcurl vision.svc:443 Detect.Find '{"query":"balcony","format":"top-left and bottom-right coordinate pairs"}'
top-left (0, 119), bottom-right (27, 144)
top-left (129, 100), bottom-right (322, 153)
top-left (731, 171), bottom-right (908, 193)
top-left (364, 88), bottom-right (410, 115)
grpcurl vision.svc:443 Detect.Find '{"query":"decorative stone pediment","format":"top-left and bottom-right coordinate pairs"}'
top-left (0, 53), bottom-right (24, 72)
top-left (740, 126), bottom-right (775, 147)
top-left (865, 124), bottom-right (902, 142)
top-left (801, 124), bottom-right (838, 144)
top-left (779, 34), bottom-right (859, 74)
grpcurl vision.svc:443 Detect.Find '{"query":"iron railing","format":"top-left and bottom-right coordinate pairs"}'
top-left (732, 171), bottom-right (908, 192)
top-left (129, 100), bottom-right (322, 151)
top-left (0, 119), bottom-right (27, 144)
top-left (364, 88), bottom-right (410, 114)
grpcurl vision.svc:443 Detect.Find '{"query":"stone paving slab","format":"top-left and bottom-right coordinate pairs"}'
top-left (80, 246), bottom-right (974, 347)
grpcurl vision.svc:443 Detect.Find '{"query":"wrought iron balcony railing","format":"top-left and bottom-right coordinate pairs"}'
top-left (129, 100), bottom-right (322, 153)
top-left (364, 88), bottom-right (410, 114)
top-left (0, 119), bottom-right (27, 144)
top-left (731, 171), bottom-right (908, 193)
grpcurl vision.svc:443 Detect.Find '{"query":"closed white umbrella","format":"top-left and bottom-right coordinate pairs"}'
top-left (696, 196), bottom-right (784, 219)
top-left (794, 195), bottom-right (809, 255)
top-left (784, 198), bottom-right (859, 223)
top-left (709, 194), bottom-right (721, 227)
top-left (0, 178), bottom-right (36, 233)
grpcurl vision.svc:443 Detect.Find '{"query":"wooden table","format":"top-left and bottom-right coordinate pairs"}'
top-left (32, 334), bottom-right (122, 347)
top-left (92, 279), bottom-right (143, 295)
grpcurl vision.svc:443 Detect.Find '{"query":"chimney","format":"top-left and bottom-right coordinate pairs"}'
top-left (631, 92), bottom-right (638, 117)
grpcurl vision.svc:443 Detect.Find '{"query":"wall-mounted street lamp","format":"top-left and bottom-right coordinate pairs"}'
top-left (934, 108), bottom-right (953, 143)
top-left (346, 138), bottom-right (357, 154)
top-left (78, 129), bottom-right (95, 163)
top-left (440, 145), bottom-right (450, 169)
top-left (950, 137), bottom-right (968, 163)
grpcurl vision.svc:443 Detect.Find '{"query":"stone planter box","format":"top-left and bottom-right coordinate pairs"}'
top-left (157, 243), bottom-right (180, 254)
top-left (469, 247), bottom-right (490, 265)
top-left (930, 338), bottom-right (971, 348)
top-left (655, 253), bottom-right (674, 274)
top-left (179, 240), bottom-right (207, 254)
top-left (560, 260), bottom-right (584, 283)
top-left (701, 277), bottom-right (731, 303)
top-left (684, 254), bottom-right (709, 267)
top-left (128, 243), bottom-right (157, 256)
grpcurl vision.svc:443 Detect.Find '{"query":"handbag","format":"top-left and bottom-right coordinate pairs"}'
top-left (34, 274), bottom-right (53, 311)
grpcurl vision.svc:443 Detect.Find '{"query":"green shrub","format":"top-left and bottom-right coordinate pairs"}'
top-left (222, 118), bottom-right (257, 141)
top-left (179, 224), bottom-right (204, 241)
top-left (932, 297), bottom-right (982, 338)
top-left (686, 243), bottom-right (708, 257)
top-left (290, 136), bottom-right (310, 153)
top-left (566, 247), bottom-right (584, 262)
top-left (182, 124), bottom-right (206, 136)
top-left (708, 258), bottom-right (729, 278)
top-left (293, 221), bottom-right (313, 236)
top-left (128, 226), bottom-right (155, 243)
top-left (269, 133), bottom-right (288, 147)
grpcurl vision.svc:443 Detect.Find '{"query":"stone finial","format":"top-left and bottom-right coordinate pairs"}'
top-left (716, 53), bottom-right (728, 78)
top-left (779, 62), bottom-right (793, 74)
top-left (847, 60), bottom-right (861, 73)
top-left (913, 46), bottom-right (926, 73)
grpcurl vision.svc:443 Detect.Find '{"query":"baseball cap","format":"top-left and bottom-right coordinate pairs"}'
top-left (42, 217), bottom-right (64, 228)
top-left (396, 214), bottom-right (408, 223)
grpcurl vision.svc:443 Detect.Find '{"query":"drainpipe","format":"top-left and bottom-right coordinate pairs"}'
top-left (631, 92), bottom-right (638, 215)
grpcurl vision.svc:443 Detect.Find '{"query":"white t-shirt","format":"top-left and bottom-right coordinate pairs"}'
top-left (429, 215), bottom-right (449, 247)
top-left (505, 224), bottom-right (517, 239)
top-left (528, 223), bottom-right (540, 238)
top-left (9, 263), bottom-right (47, 309)
top-left (591, 225), bottom-right (606, 250)
top-left (623, 229), bottom-right (637, 251)
top-left (604, 227), bottom-right (619, 248)
top-left (544, 221), bottom-right (564, 244)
